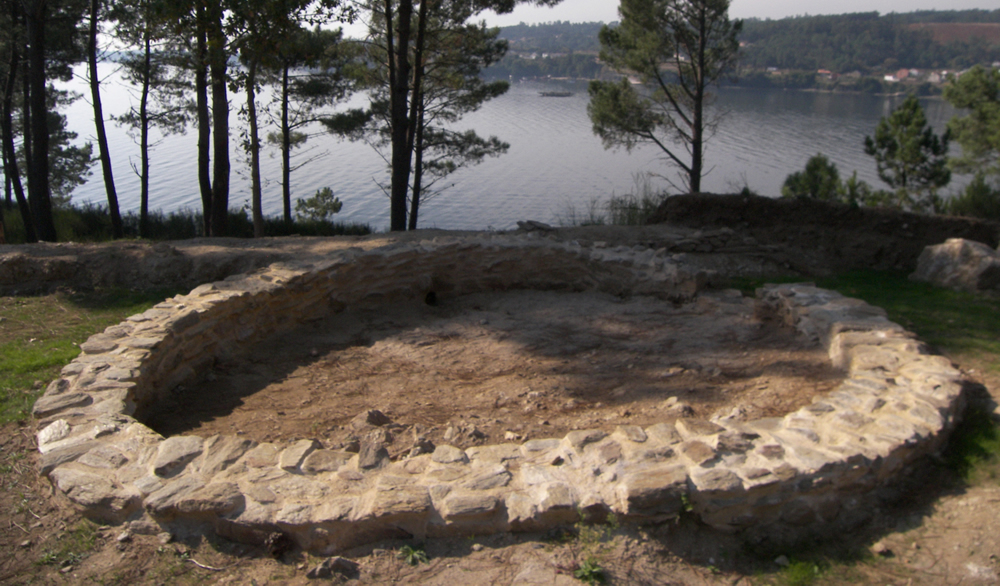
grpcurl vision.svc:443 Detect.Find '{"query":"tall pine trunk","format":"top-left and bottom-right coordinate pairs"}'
top-left (281, 63), bottom-right (291, 225)
top-left (89, 0), bottom-right (122, 238)
top-left (2, 37), bottom-right (35, 242)
top-left (407, 87), bottom-right (425, 231)
top-left (24, 0), bottom-right (56, 242)
top-left (387, 0), bottom-right (412, 231)
top-left (195, 4), bottom-right (212, 235)
top-left (138, 26), bottom-right (151, 238)
top-left (208, 5), bottom-right (229, 238)
top-left (246, 60), bottom-right (263, 237)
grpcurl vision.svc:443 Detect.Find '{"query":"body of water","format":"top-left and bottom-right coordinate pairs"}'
top-left (60, 67), bottom-right (962, 231)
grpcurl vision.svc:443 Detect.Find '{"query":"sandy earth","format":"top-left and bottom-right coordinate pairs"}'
top-left (148, 289), bottom-right (841, 454)
top-left (2, 228), bottom-right (1000, 584)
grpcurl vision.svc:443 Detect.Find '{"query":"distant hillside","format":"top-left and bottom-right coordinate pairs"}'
top-left (487, 11), bottom-right (1000, 84)
top-left (906, 23), bottom-right (1000, 46)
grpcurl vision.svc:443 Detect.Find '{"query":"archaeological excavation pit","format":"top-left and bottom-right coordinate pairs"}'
top-left (147, 288), bottom-right (845, 453)
top-left (32, 235), bottom-right (969, 554)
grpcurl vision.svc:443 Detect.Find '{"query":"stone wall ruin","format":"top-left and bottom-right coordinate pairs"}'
top-left (31, 234), bottom-right (968, 553)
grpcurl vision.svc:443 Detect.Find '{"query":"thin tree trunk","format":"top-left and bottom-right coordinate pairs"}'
top-left (195, 4), bottom-right (212, 235)
top-left (387, 0), bottom-right (412, 231)
top-left (689, 4), bottom-right (706, 194)
top-left (25, 0), bottom-right (56, 241)
top-left (281, 62), bottom-right (291, 225)
top-left (20, 42), bottom-right (31, 203)
top-left (89, 0), bottom-right (122, 238)
top-left (1, 42), bottom-right (35, 242)
top-left (408, 83), bottom-right (425, 231)
top-left (139, 25), bottom-right (151, 238)
top-left (208, 4), bottom-right (229, 238)
top-left (247, 60), bottom-right (263, 237)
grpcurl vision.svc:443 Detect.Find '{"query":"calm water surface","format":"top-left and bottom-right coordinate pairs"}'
top-left (61, 69), bottom-right (961, 231)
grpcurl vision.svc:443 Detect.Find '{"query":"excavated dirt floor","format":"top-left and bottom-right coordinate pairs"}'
top-left (147, 288), bottom-right (844, 454)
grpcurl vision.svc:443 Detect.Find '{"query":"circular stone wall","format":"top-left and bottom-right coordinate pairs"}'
top-left (32, 234), bottom-right (968, 554)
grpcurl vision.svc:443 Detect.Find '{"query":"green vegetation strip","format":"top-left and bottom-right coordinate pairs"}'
top-left (0, 288), bottom-right (179, 425)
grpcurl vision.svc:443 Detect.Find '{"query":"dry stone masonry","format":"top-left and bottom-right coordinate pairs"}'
top-left (32, 234), bottom-right (968, 553)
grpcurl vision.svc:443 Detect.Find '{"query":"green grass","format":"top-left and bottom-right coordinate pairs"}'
top-left (0, 288), bottom-right (180, 424)
top-left (731, 270), bottom-right (1000, 367)
top-left (36, 520), bottom-right (99, 568)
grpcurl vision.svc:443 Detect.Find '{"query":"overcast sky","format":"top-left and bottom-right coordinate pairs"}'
top-left (483, 0), bottom-right (999, 28)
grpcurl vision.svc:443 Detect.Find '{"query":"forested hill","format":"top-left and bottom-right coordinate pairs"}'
top-left (740, 10), bottom-right (1000, 72)
top-left (496, 10), bottom-right (1000, 72)
top-left (497, 21), bottom-right (604, 53)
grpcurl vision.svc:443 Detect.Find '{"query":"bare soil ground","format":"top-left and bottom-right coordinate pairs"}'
top-left (147, 289), bottom-right (841, 454)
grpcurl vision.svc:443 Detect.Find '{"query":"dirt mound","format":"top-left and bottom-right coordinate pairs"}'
top-left (647, 193), bottom-right (1000, 273)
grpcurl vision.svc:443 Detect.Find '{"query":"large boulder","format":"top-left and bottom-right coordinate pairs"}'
top-left (910, 238), bottom-right (1000, 292)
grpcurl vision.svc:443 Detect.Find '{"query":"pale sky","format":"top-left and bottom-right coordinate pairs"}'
top-left (483, 0), bottom-right (999, 28)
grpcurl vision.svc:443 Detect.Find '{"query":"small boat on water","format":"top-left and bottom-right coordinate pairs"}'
top-left (539, 91), bottom-right (573, 97)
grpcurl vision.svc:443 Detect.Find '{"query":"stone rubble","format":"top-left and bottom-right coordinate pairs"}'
top-left (31, 234), bottom-right (968, 554)
top-left (910, 237), bottom-right (1000, 292)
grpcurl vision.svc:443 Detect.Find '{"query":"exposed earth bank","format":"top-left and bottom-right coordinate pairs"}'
top-left (3, 194), bottom-right (998, 296)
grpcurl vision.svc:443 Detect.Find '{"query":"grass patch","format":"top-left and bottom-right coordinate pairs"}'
top-left (729, 270), bottom-right (1000, 368)
top-left (944, 406), bottom-right (1000, 484)
top-left (36, 520), bottom-right (99, 568)
top-left (0, 288), bottom-right (180, 424)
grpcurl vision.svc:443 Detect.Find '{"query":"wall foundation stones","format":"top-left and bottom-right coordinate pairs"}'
top-left (31, 234), bottom-right (968, 552)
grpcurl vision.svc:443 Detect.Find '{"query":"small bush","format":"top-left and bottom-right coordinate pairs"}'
top-left (0, 200), bottom-right (370, 243)
top-left (947, 174), bottom-right (1000, 221)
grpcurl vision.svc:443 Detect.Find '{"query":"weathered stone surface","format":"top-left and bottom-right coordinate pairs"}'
top-left (38, 440), bottom-right (103, 475)
top-left (432, 445), bottom-right (469, 465)
top-left (33, 393), bottom-right (93, 418)
top-left (78, 445), bottom-right (129, 469)
top-left (616, 466), bottom-right (687, 515)
top-left (522, 439), bottom-right (560, 454)
top-left (145, 476), bottom-right (207, 515)
top-left (358, 430), bottom-right (391, 470)
top-left (350, 409), bottom-right (392, 429)
top-left (365, 485), bottom-right (432, 518)
top-left (80, 336), bottom-right (119, 354)
top-left (441, 494), bottom-right (500, 519)
top-left (301, 450), bottom-right (352, 474)
top-left (645, 423), bottom-right (682, 444)
top-left (173, 482), bottom-right (244, 515)
top-left (462, 465), bottom-right (512, 491)
top-left (565, 429), bottom-right (607, 450)
top-left (537, 482), bottom-right (576, 514)
top-left (279, 439), bottom-right (321, 471)
top-left (199, 435), bottom-right (255, 475)
top-left (466, 444), bottom-right (521, 464)
top-left (910, 238), bottom-right (1000, 292)
top-left (244, 443), bottom-right (281, 468)
top-left (37, 419), bottom-right (71, 448)
top-left (691, 468), bottom-right (742, 493)
top-left (614, 425), bottom-right (648, 443)
top-left (152, 436), bottom-right (203, 477)
top-left (680, 440), bottom-right (716, 466)
top-left (675, 419), bottom-right (726, 438)
top-left (50, 464), bottom-right (120, 508)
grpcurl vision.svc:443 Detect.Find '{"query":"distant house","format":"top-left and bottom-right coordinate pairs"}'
top-left (896, 68), bottom-right (911, 80)
top-left (928, 72), bottom-right (943, 84)
top-left (884, 75), bottom-right (898, 82)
